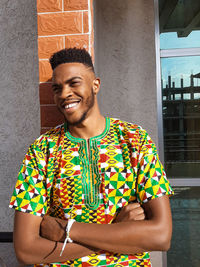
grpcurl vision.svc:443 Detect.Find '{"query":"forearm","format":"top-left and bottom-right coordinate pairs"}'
top-left (15, 235), bottom-right (97, 265)
top-left (39, 196), bottom-right (172, 256)
top-left (14, 211), bottom-right (97, 265)
top-left (70, 219), bottom-right (167, 255)
top-left (69, 196), bottom-right (172, 254)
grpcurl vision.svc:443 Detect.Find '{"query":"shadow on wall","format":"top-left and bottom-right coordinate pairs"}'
top-left (40, 77), bottom-right (64, 134)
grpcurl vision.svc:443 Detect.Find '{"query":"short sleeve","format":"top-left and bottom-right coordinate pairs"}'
top-left (9, 137), bottom-right (49, 217)
top-left (136, 130), bottom-right (173, 204)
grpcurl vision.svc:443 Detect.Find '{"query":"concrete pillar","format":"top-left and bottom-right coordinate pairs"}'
top-left (94, 0), bottom-right (158, 143)
top-left (94, 0), bottom-right (164, 266)
top-left (0, 1), bottom-right (40, 264)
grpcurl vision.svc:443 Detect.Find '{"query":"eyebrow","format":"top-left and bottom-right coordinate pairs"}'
top-left (52, 76), bottom-right (82, 87)
top-left (65, 76), bottom-right (82, 84)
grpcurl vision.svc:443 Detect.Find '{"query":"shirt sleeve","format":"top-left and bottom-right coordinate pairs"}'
top-left (136, 129), bottom-right (174, 204)
top-left (9, 137), bottom-right (49, 217)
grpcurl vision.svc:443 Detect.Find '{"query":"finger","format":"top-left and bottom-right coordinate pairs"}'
top-left (134, 213), bottom-right (145, 220)
top-left (42, 215), bottom-right (54, 224)
top-left (128, 206), bottom-right (144, 215)
top-left (123, 202), bottom-right (140, 211)
top-left (128, 202), bottom-right (141, 208)
top-left (128, 207), bottom-right (145, 219)
top-left (134, 206), bottom-right (145, 215)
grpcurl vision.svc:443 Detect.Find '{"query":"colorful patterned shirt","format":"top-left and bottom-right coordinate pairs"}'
top-left (9, 117), bottom-right (173, 267)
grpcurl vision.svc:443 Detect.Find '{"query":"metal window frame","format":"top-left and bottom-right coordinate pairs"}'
top-left (170, 178), bottom-right (200, 186)
top-left (154, 2), bottom-right (168, 266)
top-left (154, 0), bottom-right (200, 184)
top-left (161, 47), bottom-right (200, 57)
top-left (154, 0), bottom-right (164, 164)
top-left (154, 0), bottom-right (200, 266)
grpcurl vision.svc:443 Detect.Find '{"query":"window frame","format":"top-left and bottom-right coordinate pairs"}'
top-left (154, 0), bottom-right (200, 265)
top-left (154, 0), bottom-right (200, 183)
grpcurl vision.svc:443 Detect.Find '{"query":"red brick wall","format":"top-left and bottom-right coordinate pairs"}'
top-left (37, 0), bottom-right (94, 133)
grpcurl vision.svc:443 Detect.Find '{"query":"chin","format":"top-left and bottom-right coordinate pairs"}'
top-left (65, 112), bottom-right (88, 126)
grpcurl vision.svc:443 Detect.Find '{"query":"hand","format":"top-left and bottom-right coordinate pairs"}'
top-left (40, 216), bottom-right (67, 242)
top-left (113, 202), bottom-right (145, 223)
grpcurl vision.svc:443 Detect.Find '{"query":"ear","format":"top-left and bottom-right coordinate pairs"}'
top-left (93, 78), bottom-right (101, 94)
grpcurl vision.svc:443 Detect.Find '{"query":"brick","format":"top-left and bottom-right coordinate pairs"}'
top-left (41, 106), bottom-right (64, 127)
top-left (39, 83), bottom-right (54, 104)
top-left (38, 37), bottom-right (64, 59)
top-left (83, 12), bottom-right (89, 33)
top-left (37, 0), bottom-right (62, 12)
top-left (39, 60), bottom-right (52, 82)
top-left (64, 0), bottom-right (88, 11)
top-left (65, 34), bottom-right (89, 50)
top-left (38, 12), bottom-right (82, 36)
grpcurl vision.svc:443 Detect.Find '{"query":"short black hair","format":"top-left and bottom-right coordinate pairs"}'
top-left (49, 47), bottom-right (95, 73)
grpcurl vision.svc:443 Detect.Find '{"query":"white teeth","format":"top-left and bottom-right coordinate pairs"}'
top-left (65, 102), bottom-right (78, 109)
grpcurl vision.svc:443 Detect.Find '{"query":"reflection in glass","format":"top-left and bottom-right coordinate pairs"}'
top-left (167, 187), bottom-right (200, 267)
top-left (161, 57), bottom-right (200, 178)
top-left (160, 31), bottom-right (200, 50)
top-left (183, 93), bottom-right (190, 100)
top-left (174, 94), bottom-right (181, 100)
top-left (159, 0), bottom-right (200, 49)
top-left (194, 93), bottom-right (200, 100)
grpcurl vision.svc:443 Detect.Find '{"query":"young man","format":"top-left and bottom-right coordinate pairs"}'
top-left (10, 48), bottom-right (173, 267)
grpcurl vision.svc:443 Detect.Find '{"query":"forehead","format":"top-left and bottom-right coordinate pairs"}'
top-left (52, 62), bottom-right (94, 82)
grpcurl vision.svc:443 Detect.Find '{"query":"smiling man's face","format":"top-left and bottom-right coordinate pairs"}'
top-left (52, 62), bottom-right (97, 126)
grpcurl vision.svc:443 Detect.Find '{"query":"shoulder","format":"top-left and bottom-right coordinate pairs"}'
top-left (110, 117), bottom-right (148, 141)
top-left (30, 124), bottom-right (65, 152)
top-left (109, 117), bottom-right (157, 154)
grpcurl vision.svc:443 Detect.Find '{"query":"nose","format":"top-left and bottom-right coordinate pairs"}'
top-left (59, 85), bottom-right (73, 99)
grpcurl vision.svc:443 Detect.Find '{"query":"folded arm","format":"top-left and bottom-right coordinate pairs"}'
top-left (70, 195), bottom-right (172, 254)
top-left (14, 211), bottom-right (97, 265)
top-left (14, 195), bottom-right (172, 265)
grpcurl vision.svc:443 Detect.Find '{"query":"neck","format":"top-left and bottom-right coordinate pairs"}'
top-left (67, 108), bottom-right (106, 140)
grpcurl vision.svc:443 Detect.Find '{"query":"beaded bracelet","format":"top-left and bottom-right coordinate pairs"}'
top-left (60, 219), bottom-right (75, 256)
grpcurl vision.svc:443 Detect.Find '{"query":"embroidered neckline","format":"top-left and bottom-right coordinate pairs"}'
top-left (64, 117), bottom-right (110, 142)
top-left (63, 118), bottom-right (110, 209)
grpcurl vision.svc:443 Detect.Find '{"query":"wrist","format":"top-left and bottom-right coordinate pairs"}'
top-left (60, 219), bottom-right (76, 256)
top-left (55, 218), bottom-right (68, 242)
top-left (68, 221), bottom-right (80, 241)
top-left (67, 219), bottom-right (75, 242)
top-left (62, 222), bottom-right (68, 241)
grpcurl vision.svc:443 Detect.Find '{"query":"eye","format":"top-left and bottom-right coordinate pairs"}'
top-left (70, 81), bottom-right (80, 87)
top-left (52, 86), bottom-right (61, 93)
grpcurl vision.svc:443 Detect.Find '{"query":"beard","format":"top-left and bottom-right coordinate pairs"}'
top-left (63, 88), bottom-right (95, 126)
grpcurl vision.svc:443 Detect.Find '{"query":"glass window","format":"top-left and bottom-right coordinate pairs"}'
top-left (161, 56), bottom-right (200, 178)
top-left (167, 187), bottom-right (200, 267)
top-left (174, 94), bottom-right (181, 100)
top-left (161, 57), bottom-right (200, 89)
top-left (194, 93), bottom-right (200, 99)
top-left (160, 31), bottom-right (200, 50)
top-left (159, 0), bottom-right (200, 49)
top-left (158, 1), bottom-right (200, 267)
top-left (183, 93), bottom-right (190, 100)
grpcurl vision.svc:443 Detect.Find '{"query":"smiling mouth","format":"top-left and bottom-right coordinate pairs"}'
top-left (64, 100), bottom-right (80, 110)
